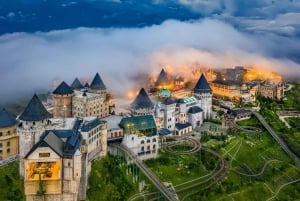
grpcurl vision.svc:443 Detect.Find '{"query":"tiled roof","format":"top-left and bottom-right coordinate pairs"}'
top-left (119, 115), bottom-right (157, 136)
top-left (131, 88), bottom-right (154, 110)
top-left (175, 122), bottom-right (192, 130)
top-left (90, 72), bottom-right (106, 90)
top-left (194, 74), bottom-right (212, 94)
top-left (0, 108), bottom-right (17, 128)
top-left (53, 81), bottom-right (73, 95)
top-left (158, 128), bottom-right (172, 136)
top-left (19, 94), bottom-right (52, 121)
top-left (81, 119), bottom-right (102, 132)
top-left (70, 78), bottom-right (83, 89)
top-left (156, 68), bottom-right (169, 85)
top-left (188, 106), bottom-right (203, 114)
top-left (26, 119), bottom-right (83, 158)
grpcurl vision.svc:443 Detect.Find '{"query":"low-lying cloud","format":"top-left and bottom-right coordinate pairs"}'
top-left (0, 18), bottom-right (300, 103)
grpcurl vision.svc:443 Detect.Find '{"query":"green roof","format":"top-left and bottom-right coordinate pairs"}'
top-left (119, 115), bottom-right (157, 137)
top-left (160, 88), bottom-right (171, 96)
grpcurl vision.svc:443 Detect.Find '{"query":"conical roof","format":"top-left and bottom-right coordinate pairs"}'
top-left (53, 81), bottom-right (73, 95)
top-left (194, 74), bottom-right (212, 94)
top-left (90, 73), bottom-right (106, 90)
top-left (84, 82), bottom-right (90, 88)
top-left (19, 94), bottom-right (52, 121)
top-left (70, 78), bottom-right (83, 90)
top-left (0, 108), bottom-right (17, 128)
top-left (156, 68), bottom-right (169, 86)
top-left (131, 88), bottom-right (154, 110)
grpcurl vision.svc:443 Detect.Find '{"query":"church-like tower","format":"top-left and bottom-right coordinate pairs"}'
top-left (194, 74), bottom-right (213, 119)
top-left (53, 81), bottom-right (73, 118)
top-left (18, 94), bottom-right (52, 177)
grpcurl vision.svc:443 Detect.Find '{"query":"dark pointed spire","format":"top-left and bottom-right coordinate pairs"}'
top-left (53, 81), bottom-right (73, 95)
top-left (156, 68), bottom-right (169, 86)
top-left (90, 73), bottom-right (106, 90)
top-left (19, 94), bottom-right (52, 121)
top-left (194, 74), bottom-right (212, 94)
top-left (0, 108), bottom-right (17, 128)
top-left (70, 78), bottom-right (83, 90)
top-left (131, 88), bottom-right (154, 110)
top-left (84, 82), bottom-right (89, 88)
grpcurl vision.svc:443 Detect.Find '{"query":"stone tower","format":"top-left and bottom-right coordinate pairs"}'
top-left (194, 74), bottom-right (213, 119)
top-left (18, 94), bottom-right (52, 177)
top-left (53, 81), bottom-right (73, 118)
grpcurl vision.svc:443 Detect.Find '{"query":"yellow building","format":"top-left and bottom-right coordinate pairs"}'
top-left (209, 80), bottom-right (241, 100)
top-left (0, 108), bottom-right (19, 161)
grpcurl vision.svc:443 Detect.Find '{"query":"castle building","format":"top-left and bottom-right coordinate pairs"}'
top-left (52, 73), bottom-right (112, 119)
top-left (18, 94), bottom-right (52, 177)
top-left (19, 94), bottom-right (107, 201)
top-left (131, 74), bottom-right (212, 134)
top-left (23, 122), bottom-right (82, 201)
top-left (52, 81), bottom-right (73, 118)
top-left (0, 108), bottom-right (19, 161)
top-left (72, 73), bottom-right (110, 118)
top-left (258, 79), bottom-right (284, 100)
top-left (209, 79), bottom-right (241, 100)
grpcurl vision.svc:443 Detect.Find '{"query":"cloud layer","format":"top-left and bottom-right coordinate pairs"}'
top-left (0, 18), bottom-right (300, 103)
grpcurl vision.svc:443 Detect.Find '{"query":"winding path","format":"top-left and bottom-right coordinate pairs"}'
top-left (265, 178), bottom-right (300, 201)
top-left (232, 160), bottom-right (281, 177)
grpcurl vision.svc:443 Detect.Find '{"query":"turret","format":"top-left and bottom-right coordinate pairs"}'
top-left (194, 74), bottom-right (212, 119)
top-left (53, 81), bottom-right (73, 118)
top-left (89, 72), bottom-right (106, 95)
top-left (18, 94), bottom-right (52, 177)
top-left (131, 88), bottom-right (154, 116)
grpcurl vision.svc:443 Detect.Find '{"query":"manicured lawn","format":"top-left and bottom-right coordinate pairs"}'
top-left (145, 151), bottom-right (212, 186)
